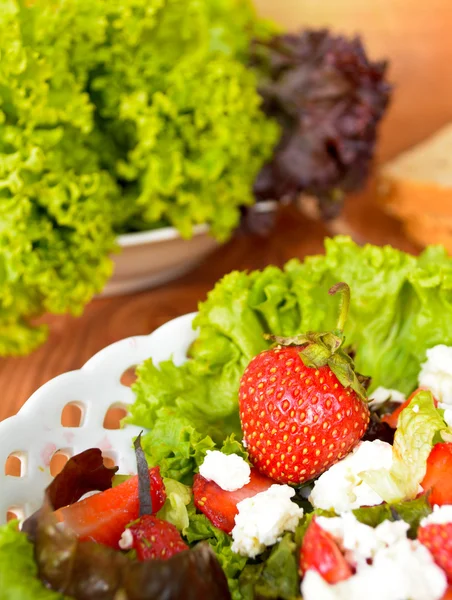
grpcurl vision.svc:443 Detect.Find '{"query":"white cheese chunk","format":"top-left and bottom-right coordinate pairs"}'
top-left (368, 387), bottom-right (406, 409)
top-left (421, 503), bottom-right (452, 526)
top-left (419, 345), bottom-right (452, 405)
top-left (231, 484), bottom-right (304, 558)
top-left (199, 450), bottom-right (250, 492)
top-left (302, 515), bottom-right (446, 600)
top-left (309, 440), bottom-right (393, 513)
top-left (316, 513), bottom-right (409, 568)
top-left (119, 528), bottom-right (134, 550)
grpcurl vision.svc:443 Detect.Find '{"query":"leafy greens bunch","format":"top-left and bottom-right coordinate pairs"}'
top-left (0, 0), bottom-right (279, 356)
top-left (129, 236), bottom-right (452, 477)
top-left (251, 30), bottom-right (392, 226)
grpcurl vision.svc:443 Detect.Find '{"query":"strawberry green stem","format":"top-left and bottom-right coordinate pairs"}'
top-left (328, 282), bottom-right (350, 332)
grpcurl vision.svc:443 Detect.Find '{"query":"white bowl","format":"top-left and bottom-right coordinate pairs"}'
top-left (0, 313), bottom-right (197, 525)
top-left (101, 225), bottom-right (219, 297)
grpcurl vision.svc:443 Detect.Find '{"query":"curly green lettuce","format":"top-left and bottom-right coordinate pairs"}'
top-left (85, 0), bottom-right (279, 238)
top-left (0, 0), bottom-right (119, 355)
top-left (115, 55), bottom-right (279, 240)
top-left (184, 496), bottom-right (299, 600)
top-left (0, 0), bottom-right (279, 356)
top-left (128, 235), bottom-right (452, 466)
top-left (184, 509), bottom-right (248, 600)
top-left (139, 413), bottom-right (216, 485)
top-left (237, 534), bottom-right (300, 600)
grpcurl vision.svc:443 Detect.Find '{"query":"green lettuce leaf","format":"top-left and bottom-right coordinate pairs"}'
top-left (157, 478), bottom-right (192, 532)
top-left (220, 434), bottom-right (249, 462)
top-left (0, 520), bottom-right (65, 599)
top-left (184, 505), bottom-right (310, 599)
top-left (361, 391), bottom-right (446, 502)
top-left (139, 412), bottom-right (215, 485)
top-left (129, 358), bottom-right (242, 438)
top-left (352, 495), bottom-right (432, 538)
top-left (238, 535), bottom-right (300, 600)
top-left (138, 409), bottom-right (248, 486)
top-left (184, 510), bottom-right (248, 600)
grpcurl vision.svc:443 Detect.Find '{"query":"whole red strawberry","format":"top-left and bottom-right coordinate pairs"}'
top-left (418, 521), bottom-right (452, 583)
top-left (239, 283), bottom-right (370, 484)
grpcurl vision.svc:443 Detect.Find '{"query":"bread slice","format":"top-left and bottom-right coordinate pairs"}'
top-left (379, 123), bottom-right (452, 251)
top-left (380, 124), bottom-right (452, 216)
top-left (401, 212), bottom-right (452, 251)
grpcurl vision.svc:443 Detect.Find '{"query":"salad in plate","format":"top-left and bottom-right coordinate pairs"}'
top-left (3, 236), bottom-right (452, 600)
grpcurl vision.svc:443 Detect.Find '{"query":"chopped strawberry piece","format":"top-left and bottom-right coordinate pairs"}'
top-left (123, 515), bottom-right (188, 561)
top-left (441, 586), bottom-right (452, 600)
top-left (56, 467), bottom-right (166, 548)
top-left (193, 468), bottom-right (274, 533)
top-left (382, 388), bottom-right (437, 429)
top-left (300, 518), bottom-right (353, 584)
top-left (421, 443), bottom-right (452, 506)
top-left (381, 398), bottom-right (411, 429)
top-left (418, 522), bottom-right (452, 584)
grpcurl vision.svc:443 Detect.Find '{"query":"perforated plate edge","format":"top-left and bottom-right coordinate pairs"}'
top-left (0, 312), bottom-right (197, 524)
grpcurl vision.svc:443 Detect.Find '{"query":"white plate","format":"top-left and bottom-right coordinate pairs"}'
top-left (101, 225), bottom-right (219, 297)
top-left (0, 313), bottom-right (197, 525)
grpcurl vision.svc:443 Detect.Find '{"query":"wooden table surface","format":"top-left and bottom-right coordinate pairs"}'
top-left (0, 194), bottom-right (419, 423)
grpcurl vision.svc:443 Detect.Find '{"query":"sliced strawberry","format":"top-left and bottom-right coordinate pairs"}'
top-left (418, 522), bottom-right (452, 584)
top-left (381, 397), bottom-right (411, 429)
top-left (421, 443), bottom-right (452, 506)
top-left (442, 586), bottom-right (452, 600)
top-left (56, 467), bottom-right (166, 548)
top-left (300, 518), bottom-right (353, 584)
top-left (122, 515), bottom-right (188, 561)
top-left (382, 388), bottom-right (437, 429)
top-left (193, 468), bottom-right (274, 533)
